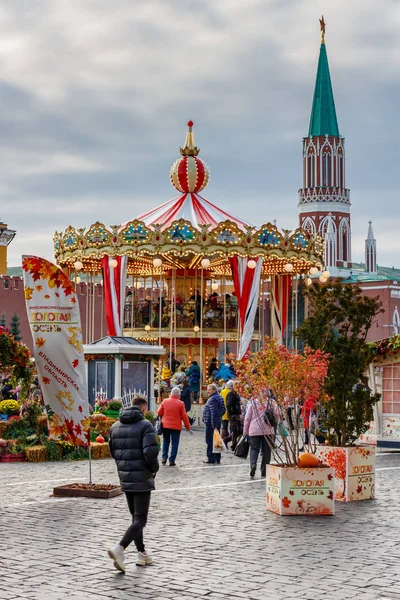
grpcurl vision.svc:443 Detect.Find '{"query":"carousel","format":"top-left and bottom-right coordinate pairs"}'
top-left (54, 121), bottom-right (325, 380)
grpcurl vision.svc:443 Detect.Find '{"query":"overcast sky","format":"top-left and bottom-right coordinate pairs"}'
top-left (1, 0), bottom-right (399, 268)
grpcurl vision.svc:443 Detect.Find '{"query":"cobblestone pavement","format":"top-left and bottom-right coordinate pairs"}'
top-left (1, 432), bottom-right (400, 600)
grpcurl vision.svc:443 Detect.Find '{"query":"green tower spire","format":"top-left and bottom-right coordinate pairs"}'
top-left (308, 17), bottom-right (339, 138)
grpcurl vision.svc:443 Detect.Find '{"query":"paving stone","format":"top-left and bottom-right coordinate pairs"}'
top-left (1, 433), bottom-right (400, 600)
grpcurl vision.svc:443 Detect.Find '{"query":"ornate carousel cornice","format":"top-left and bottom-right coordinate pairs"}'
top-left (54, 218), bottom-right (324, 276)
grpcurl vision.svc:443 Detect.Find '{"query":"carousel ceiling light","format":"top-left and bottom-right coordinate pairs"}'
top-left (109, 258), bottom-right (118, 268)
top-left (309, 266), bottom-right (318, 275)
top-left (247, 259), bottom-right (257, 269)
top-left (305, 277), bottom-right (312, 286)
top-left (284, 263), bottom-right (294, 272)
top-left (201, 258), bottom-right (210, 268)
top-left (322, 270), bottom-right (330, 278)
top-left (144, 325), bottom-right (151, 331)
top-left (153, 258), bottom-right (162, 268)
top-left (211, 282), bottom-right (219, 290)
top-left (74, 260), bottom-right (83, 271)
top-left (319, 275), bottom-right (328, 283)
top-left (193, 325), bottom-right (200, 332)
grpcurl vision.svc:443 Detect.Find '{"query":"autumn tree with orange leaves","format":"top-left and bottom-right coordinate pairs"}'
top-left (234, 338), bottom-right (329, 466)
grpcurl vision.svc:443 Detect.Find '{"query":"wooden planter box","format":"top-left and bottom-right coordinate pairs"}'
top-left (1, 453), bottom-right (26, 463)
top-left (315, 446), bottom-right (375, 502)
top-left (266, 464), bottom-right (335, 516)
top-left (53, 484), bottom-right (123, 498)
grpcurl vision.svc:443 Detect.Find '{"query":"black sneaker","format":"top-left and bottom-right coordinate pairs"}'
top-left (169, 462), bottom-right (176, 466)
top-left (250, 465), bottom-right (257, 478)
top-left (162, 459), bottom-right (167, 465)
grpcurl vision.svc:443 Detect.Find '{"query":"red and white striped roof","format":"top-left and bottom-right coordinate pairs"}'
top-left (133, 192), bottom-right (250, 231)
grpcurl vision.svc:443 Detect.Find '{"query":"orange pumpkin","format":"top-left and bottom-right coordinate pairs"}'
top-left (95, 434), bottom-right (105, 444)
top-left (298, 452), bottom-right (319, 468)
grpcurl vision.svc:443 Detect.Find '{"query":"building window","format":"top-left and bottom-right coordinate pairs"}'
top-left (337, 154), bottom-right (344, 187)
top-left (307, 152), bottom-right (315, 187)
top-left (322, 152), bottom-right (331, 186)
top-left (382, 363), bottom-right (400, 415)
top-left (302, 217), bottom-right (316, 236)
top-left (339, 218), bottom-right (350, 262)
top-left (95, 361), bottom-right (108, 395)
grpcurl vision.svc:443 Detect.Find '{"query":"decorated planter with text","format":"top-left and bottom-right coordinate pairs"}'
top-left (315, 446), bottom-right (375, 502)
top-left (266, 464), bottom-right (335, 516)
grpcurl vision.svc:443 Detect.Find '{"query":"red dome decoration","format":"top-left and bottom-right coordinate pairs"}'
top-left (170, 156), bottom-right (210, 193)
top-left (170, 121), bottom-right (210, 193)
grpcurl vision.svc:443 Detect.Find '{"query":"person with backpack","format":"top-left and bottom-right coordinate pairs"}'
top-left (186, 360), bottom-right (201, 403)
top-left (224, 382), bottom-right (242, 451)
top-left (243, 395), bottom-right (279, 478)
top-left (108, 396), bottom-right (159, 573)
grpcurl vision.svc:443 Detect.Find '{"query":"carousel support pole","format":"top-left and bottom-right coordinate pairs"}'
top-left (223, 275), bottom-right (227, 358)
top-left (291, 276), bottom-right (295, 349)
top-left (100, 277), bottom-right (104, 339)
top-left (295, 276), bottom-right (299, 351)
top-left (92, 276), bottom-right (96, 343)
top-left (85, 272), bottom-right (90, 344)
top-left (158, 264), bottom-right (163, 402)
top-left (169, 270), bottom-right (174, 364)
top-left (200, 267), bottom-right (204, 384)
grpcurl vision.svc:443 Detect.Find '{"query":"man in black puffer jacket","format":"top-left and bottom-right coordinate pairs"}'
top-left (107, 396), bottom-right (159, 573)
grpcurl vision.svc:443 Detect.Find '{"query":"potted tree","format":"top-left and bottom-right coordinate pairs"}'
top-left (296, 282), bottom-right (382, 502)
top-left (235, 338), bottom-right (334, 516)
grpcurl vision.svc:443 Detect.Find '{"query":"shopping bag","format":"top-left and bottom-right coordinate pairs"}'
top-left (234, 435), bottom-right (249, 459)
top-left (213, 428), bottom-right (223, 453)
top-left (155, 418), bottom-right (163, 436)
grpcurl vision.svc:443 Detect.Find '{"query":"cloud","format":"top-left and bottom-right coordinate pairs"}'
top-left (0, 0), bottom-right (399, 269)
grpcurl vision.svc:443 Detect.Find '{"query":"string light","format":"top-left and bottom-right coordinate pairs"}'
top-left (309, 266), bottom-right (318, 275)
top-left (153, 258), bottom-right (162, 268)
top-left (306, 277), bottom-right (312, 286)
top-left (284, 263), bottom-right (294, 273)
top-left (201, 258), bottom-right (210, 268)
top-left (74, 261), bottom-right (83, 270)
top-left (109, 258), bottom-right (118, 268)
top-left (247, 259), bottom-right (257, 269)
top-left (144, 325), bottom-right (151, 331)
top-left (319, 275), bottom-right (328, 283)
top-left (211, 282), bottom-right (219, 291)
top-left (193, 326), bottom-right (200, 332)
top-left (75, 276), bottom-right (81, 284)
top-left (322, 270), bottom-right (330, 278)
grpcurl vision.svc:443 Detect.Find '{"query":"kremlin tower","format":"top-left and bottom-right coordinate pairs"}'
top-left (298, 17), bottom-right (351, 271)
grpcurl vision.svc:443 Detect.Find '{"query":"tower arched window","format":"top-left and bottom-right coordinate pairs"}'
top-left (322, 151), bottom-right (331, 186)
top-left (337, 152), bottom-right (344, 188)
top-left (339, 218), bottom-right (350, 262)
top-left (307, 149), bottom-right (315, 187)
top-left (302, 217), bottom-right (316, 236)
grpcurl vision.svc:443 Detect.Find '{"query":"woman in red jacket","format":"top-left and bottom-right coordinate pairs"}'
top-left (158, 387), bottom-right (191, 466)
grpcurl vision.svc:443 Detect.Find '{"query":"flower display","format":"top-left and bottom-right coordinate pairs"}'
top-left (0, 400), bottom-right (21, 415)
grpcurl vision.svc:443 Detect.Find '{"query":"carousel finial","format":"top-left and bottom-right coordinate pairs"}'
top-left (180, 120), bottom-right (200, 157)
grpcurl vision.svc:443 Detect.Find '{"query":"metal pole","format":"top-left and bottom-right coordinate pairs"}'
top-left (200, 267), bottom-right (204, 384)
top-left (85, 273), bottom-right (89, 343)
top-left (88, 440), bottom-right (93, 486)
top-left (223, 275), bottom-right (227, 358)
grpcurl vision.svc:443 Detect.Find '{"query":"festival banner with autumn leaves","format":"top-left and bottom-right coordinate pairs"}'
top-left (22, 256), bottom-right (89, 446)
